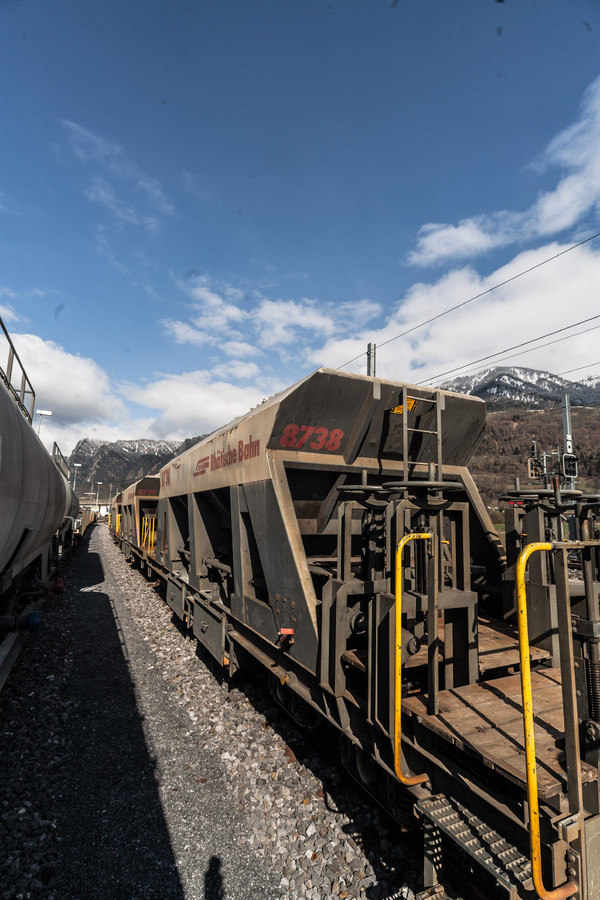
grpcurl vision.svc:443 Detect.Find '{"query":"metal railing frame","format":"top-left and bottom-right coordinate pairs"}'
top-left (394, 532), bottom-right (432, 786)
top-left (514, 540), bottom-right (600, 900)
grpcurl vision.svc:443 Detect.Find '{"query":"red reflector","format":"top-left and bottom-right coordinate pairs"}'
top-left (279, 628), bottom-right (294, 636)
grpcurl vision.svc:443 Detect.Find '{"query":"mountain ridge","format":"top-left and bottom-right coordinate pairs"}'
top-left (441, 365), bottom-right (600, 407)
top-left (67, 436), bottom-right (205, 500)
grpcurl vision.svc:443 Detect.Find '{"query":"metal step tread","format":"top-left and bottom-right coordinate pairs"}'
top-left (415, 886), bottom-right (458, 900)
top-left (416, 794), bottom-right (533, 892)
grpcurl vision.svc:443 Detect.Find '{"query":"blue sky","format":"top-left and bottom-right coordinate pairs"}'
top-left (3, 0), bottom-right (600, 454)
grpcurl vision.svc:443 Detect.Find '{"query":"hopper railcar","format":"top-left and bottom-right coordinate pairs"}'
top-left (111, 367), bottom-right (600, 899)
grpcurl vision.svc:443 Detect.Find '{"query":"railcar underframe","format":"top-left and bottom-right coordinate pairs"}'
top-left (112, 370), bottom-right (600, 899)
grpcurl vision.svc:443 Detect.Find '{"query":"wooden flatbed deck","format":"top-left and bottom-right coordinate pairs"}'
top-left (404, 614), bottom-right (550, 676)
top-left (404, 666), bottom-right (597, 800)
top-left (477, 616), bottom-right (550, 675)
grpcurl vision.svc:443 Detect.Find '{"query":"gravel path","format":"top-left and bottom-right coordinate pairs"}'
top-left (0, 524), bottom-right (420, 900)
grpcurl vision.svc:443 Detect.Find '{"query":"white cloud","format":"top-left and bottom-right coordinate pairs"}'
top-left (122, 370), bottom-right (265, 439)
top-left (407, 217), bottom-right (512, 267)
top-left (336, 298), bottom-right (382, 325)
top-left (311, 241), bottom-right (600, 387)
top-left (142, 284), bottom-right (162, 301)
top-left (62, 120), bottom-right (174, 216)
top-left (253, 298), bottom-right (335, 349)
top-left (222, 340), bottom-right (261, 358)
top-left (179, 276), bottom-right (248, 329)
top-left (35, 417), bottom-right (158, 459)
top-left (93, 227), bottom-right (131, 275)
top-left (212, 359), bottom-right (260, 380)
top-left (11, 333), bottom-right (126, 426)
top-left (0, 302), bottom-right (18, 323)
top-left (85, 178), bottom-right (159, 232)
top-left (408, 74), bottom-right (600, 266)
top-left (166, 276), bottom-right (383, 370)
top-left (181, 171), bottom-right (219, 204)
top-left (162, 320), bottom-right (207, 346)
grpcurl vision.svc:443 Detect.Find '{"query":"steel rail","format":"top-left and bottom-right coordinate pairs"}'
top-left (516, 542), bottom-right (577, 900)
top-left (394, 532), bottom-right (431, 786)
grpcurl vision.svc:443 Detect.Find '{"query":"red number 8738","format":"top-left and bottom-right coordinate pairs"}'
top-left (280, 424), bottom-right (344, 451)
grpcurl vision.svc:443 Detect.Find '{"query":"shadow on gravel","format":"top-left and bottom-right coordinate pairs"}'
top-left (204, 855), bottom-right (224, 899)
top-left (184, 630), bottom-right (421, 899)
top-left (55, 526), bottom-right (185, 900)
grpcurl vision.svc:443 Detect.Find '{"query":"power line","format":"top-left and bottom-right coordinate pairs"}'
top-left (436, 323), bottom-right (600, 384)
top-left (427, 324), bottom-right (600, 387)
top-left (336, 229), bottom-right (600, 372)
top-left (419, 314), bottom-right (600, 385)
top-left (557, 360), bottom-right (600, 377)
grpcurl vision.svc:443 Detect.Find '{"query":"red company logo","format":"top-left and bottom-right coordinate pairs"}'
top-left (193, 456), bottom-right (210, 477)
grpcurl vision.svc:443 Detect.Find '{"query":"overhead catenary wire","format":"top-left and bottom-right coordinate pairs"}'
top-left (420, 316), bottom-right (600, 386)
top-left (426, 328), bottom-right (600, 388)
top-left (336, 229), bottom-right (600, 372)
top-left (557, 360), bottom-right (600, 378)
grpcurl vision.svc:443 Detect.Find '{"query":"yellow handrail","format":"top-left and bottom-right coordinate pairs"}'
top-left (516, 542), bottom-right (577, 900)
top-left (116, 513), bottom-right (121, 534)
top-left (394, 532), bottom-right (432, 786)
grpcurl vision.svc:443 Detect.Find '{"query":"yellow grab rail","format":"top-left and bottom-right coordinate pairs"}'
top-left (141, 516), bottom-right (156, 554)
top-left (116, 513), bottom-right (121, 534)
top-left (394, 532), bottom-right (431, 786)
top-left (516, 542), bottom-right (577, 900)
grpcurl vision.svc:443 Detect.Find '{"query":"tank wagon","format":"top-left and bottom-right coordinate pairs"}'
top-left (0, 317), bottom-right (79, 613)
top-left (112, 367), bottom-right (600, 899)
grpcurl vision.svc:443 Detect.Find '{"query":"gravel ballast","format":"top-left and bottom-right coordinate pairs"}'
top-left (0, 524), bottom-right (419, 899)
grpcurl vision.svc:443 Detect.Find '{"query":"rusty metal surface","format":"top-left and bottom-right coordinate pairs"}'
top-left (404, 668), bottom-right (597, 799)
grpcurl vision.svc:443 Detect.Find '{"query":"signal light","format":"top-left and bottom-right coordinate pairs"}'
top-left (562, 454), bottom-right (578, 478)
top-left (527, 457), bottom-right (543, 479)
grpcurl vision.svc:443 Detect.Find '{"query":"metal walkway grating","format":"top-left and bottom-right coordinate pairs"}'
top-left (416, 794), bottom-right (532, 896)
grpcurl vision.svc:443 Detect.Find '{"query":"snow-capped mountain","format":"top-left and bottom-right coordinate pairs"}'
top-left (441, 366), bottom-right (600, 407)
top-left (582, 375), bottom-right (600, 391)
top-left (68, 438), bottom-right (183, 497)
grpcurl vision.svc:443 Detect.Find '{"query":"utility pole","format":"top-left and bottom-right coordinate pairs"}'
top-left (527, 394), bottom-right (577, 491)
top-left (562, 392), bottom-right (578, 491)
top-left (367, 342), bottom-right (376, 377)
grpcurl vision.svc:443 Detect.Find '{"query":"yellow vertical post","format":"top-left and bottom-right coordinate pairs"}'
top-left (516, 542), bottom-right (577, 900)
top-left (394, 532), bottom-right (431, 786)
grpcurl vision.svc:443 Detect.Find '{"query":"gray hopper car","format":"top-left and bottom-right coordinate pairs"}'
top-left (112, 367), bottom-right (600, 900)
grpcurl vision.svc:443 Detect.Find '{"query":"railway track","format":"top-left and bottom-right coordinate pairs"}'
top-left (0, 524), bottom-right (418, 900)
